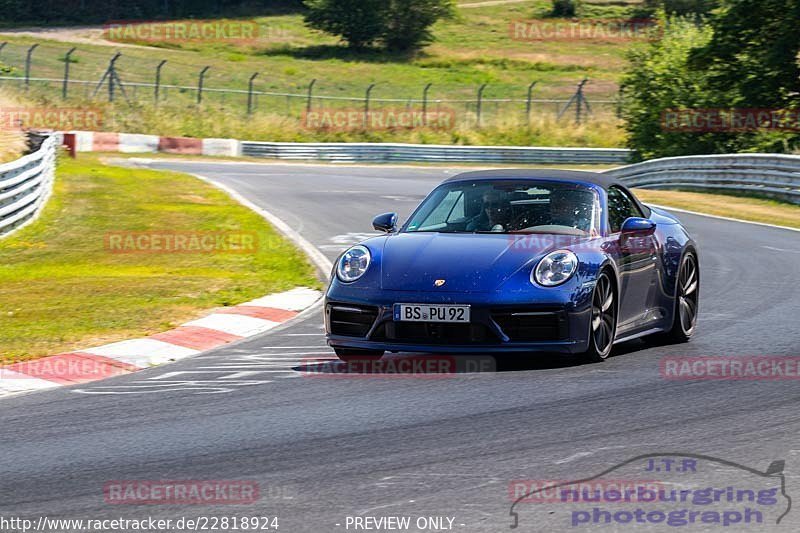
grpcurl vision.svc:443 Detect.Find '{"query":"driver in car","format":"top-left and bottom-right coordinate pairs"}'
top-left (467, 190), bottom-right (513, 232)
top-left (549, 188), bottom-right (593, 233)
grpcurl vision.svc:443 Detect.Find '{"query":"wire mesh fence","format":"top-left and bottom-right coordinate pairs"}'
top-left (0, 40), bottom-right (621, 130)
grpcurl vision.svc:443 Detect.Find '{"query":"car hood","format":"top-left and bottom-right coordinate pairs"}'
top-left (379, 232), bottom-right (590, 292)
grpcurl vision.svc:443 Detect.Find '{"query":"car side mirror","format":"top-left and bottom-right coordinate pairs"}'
top-left (373, 212), bottom-right (398, 233)
top-left (620, 217), bottom-right (656, 238)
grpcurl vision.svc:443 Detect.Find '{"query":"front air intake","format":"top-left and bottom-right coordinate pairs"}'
top-left (327, 304), bottom-right (379, 337)
top-left (492, 309), bottom-right (568, 342)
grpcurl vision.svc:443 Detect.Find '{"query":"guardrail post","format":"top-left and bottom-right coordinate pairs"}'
top-left (525, 81), bottom-right (537, 126)
top-left (307, 79), bottom-right (316, 113)
top-left (62, 47), bottom-right (77, 100)
top-left (155, 60), bottom-right (167, 103)
top-left (247, 72), bottom-right (259, 115)
top-left (422, 83), bottom-right (432, 126)
top-left (24, 44), bottom-right (39, 91)
top-left (197, 66), bottom-right (210, 105)
top-left (364, 83), bottom-right (376, 128)
top-left (108, 53), bottom-right (121, 102)
top-left (476, 83), bottom-right (488, 128)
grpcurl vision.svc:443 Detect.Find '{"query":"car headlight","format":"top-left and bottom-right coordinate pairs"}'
top-left (337, 245), bottom-right (371, 282)
top-left (533, 250), bottom-right (578, 287)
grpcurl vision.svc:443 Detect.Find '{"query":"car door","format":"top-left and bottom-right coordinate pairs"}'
top-left (607, 186), bottom-right (658, 329)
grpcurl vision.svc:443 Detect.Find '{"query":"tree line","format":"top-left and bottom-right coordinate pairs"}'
top-left (3, 0), bottom-right (796, 157)
top-left (0, 0), bottom-right (304, 23)
top-left (621, 0), bottom-right (800, 158)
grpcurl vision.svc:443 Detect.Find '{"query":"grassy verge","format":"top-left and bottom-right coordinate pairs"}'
top-left (635, 189), bottom-right (800, 229)
top-left (0, 93), bottom-right (28, 163)
top-left (0, 2), bottom-right (630, 97)
top-left (0, 130), bottom-right (25, 163)
top-left (0, 154), bottom-right (319, 364)
top-left (0, 0), bottom-right (639, 146)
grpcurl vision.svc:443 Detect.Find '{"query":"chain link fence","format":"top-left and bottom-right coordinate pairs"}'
top-left (0, 41), bottom-right (621, 130)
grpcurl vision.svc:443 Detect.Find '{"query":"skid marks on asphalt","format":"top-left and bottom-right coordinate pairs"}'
top-left (71, 335), bottom-right (335, 395)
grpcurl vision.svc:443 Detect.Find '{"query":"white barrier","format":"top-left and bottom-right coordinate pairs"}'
top-left (202, 138), bottom-right (241, 157)
top-left (0, 134), bottom-right (57, 238)
top-left (239, 141), bottom-right (633, 164)
top-left (118, 133), bottom-right (160, 153)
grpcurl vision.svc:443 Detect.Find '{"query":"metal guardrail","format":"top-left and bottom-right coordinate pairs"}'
top-left (605, 153), bottom-right (800, 204)
top-left (243, 142), bottom-right (800, 203)
top-left (240, 142), bottom-right (633, 164)
top-left (0, 133), bottom-right (57, 238)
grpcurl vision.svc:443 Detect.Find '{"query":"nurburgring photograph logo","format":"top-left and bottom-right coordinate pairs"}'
top-left (509, 453), bottom-right (791, 530)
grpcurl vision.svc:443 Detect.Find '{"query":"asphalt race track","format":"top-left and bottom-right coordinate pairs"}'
top-left (2, 161), bottom-right (800, 532)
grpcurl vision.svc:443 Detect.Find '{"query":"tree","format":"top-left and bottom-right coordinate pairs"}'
top-left (689, 0), bottom-right (800, 109)
top-left (549, 0), bottom-right (581, 17)
top-left (383, 0), bottom-right (455, 51)
top-left (622, 1), bottom-right (800, 159)
top-left (303, 0), bottom-right (387, 49)
top-left (303, 0), bottom-right (454, 51)
top-left (685, 0), bottom-right (800, 153)
top-left (638, 0), bottom-right (719, 17)
top-left (620, 17), bottom-right (719, 159)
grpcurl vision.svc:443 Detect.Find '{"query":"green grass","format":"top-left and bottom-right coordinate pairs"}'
top-left (0, 154), bottom-right (319, 364)
top-left (0, 94), bottom-right (27, 162)
top-left (635, 189), bottom-right (800, 229)
top-left (0, 1), bottom-right (647, 146)
top-left (0, 130), bottom-right (25, 163)
top-left (76, 102), bottom-right (626, 146)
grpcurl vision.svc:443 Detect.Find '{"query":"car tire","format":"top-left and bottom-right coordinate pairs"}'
top-left (583, 271), bottom-right (617, 363)
top-left (334, 347), bottom-right (385, 362)
top-left (662, 252), bottom-right (699, 343)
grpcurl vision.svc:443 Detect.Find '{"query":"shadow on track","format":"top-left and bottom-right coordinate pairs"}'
top-left (291, 340), bottom-right (657, 376)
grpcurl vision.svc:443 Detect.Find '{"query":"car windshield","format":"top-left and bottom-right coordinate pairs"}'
top-left (404, 180), bottom-right (600, 236)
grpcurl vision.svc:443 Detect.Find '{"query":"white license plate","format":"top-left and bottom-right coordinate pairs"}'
top-left (394, 304), bottom-right (471, 323)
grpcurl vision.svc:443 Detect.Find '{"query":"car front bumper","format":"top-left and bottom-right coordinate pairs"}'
top-left (325, 285), bottom-right (594, 355)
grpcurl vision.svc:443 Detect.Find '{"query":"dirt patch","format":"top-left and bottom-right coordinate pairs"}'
top-left (0, 26), bottom-right (156, 49)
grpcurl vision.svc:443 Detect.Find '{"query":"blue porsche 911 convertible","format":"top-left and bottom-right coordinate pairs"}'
top-left (324, 169), bottom-right (699, 362)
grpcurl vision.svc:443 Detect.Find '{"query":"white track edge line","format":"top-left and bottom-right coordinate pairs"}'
top-left (647, 203), bottom-right (799, 233)
top-left (190, 172), bottom-right (334, 277)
